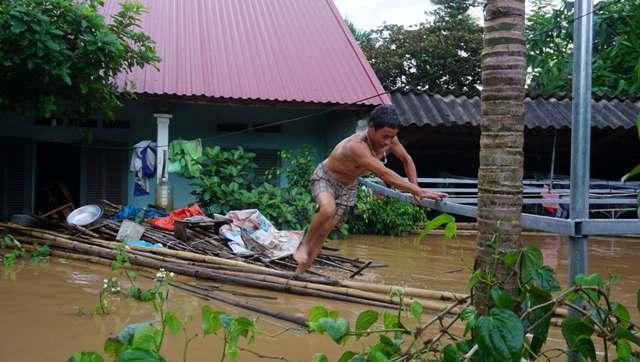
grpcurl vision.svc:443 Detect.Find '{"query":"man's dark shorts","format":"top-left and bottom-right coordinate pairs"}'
top-left (310, 163), bottom-right (357, 225)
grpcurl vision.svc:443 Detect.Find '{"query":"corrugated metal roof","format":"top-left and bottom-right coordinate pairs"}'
top-left (391, 91), bottom-right (640, 129)
top-left (101, 0), bottom-right (389, 106)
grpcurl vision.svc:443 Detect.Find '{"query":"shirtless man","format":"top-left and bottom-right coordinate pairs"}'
top-left (293, 105), bottom-right (448, 274)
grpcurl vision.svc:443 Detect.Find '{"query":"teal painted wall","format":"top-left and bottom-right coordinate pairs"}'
top-left (1, 99), bottom-right (359, 210)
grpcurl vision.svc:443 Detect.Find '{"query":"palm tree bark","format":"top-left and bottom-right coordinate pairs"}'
top-left (473, 0), bottom-right (526, 315)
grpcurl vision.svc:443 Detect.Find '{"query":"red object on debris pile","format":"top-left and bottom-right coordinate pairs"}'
top-left (149, 204), bottom-right (205, 231)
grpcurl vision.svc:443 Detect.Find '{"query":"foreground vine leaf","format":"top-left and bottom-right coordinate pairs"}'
top-left (473, 308), bottom-right (524, 362)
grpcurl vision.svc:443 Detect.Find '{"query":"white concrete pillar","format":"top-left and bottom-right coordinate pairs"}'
top-left (154, 113), bottom-right (172, 182)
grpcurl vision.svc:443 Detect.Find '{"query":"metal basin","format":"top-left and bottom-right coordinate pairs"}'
top-left (66, 205), bottom-right (103, 226)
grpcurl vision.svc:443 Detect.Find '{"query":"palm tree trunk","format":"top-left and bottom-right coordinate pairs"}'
top-left (473, 0), bottom-right (526, 315)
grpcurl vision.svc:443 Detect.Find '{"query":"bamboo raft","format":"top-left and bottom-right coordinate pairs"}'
top-left (0, 203), bottom-right (567, 327)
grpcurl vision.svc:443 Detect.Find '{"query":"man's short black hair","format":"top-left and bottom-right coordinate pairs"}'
top-left (369, 104), bottom-right (400, 130)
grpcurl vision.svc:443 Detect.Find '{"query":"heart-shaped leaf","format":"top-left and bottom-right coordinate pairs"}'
top-left (410, 301), bottom-right (423, 322)
top-left (164, 312), bottom-right (182, 336)
top-left (520, 246), bottom-right (543, 285)
top-left (474, 308), bottom-right (524, 362)
top-left (355, 310), bottom-right (379, 336)
top-left (201, 306), bottom-right (223, 336)
top-left (562, 316), bottom-right (594, 350)
top-left (319, 317), bottom-right (350, 344)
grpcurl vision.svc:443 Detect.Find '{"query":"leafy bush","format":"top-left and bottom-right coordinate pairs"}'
top-left (348, 187), bottom-right (429, 236)
top-left (182, 146), bottom-right (315, 230)
top-left (189, 146), bottom-right (257, 214)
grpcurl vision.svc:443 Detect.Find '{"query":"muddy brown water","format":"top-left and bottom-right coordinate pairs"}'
top-left (1, 233), bottom-right (638, 361)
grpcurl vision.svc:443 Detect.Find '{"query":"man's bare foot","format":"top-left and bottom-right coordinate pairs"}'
top-left (293, 243), bottom-right (310, 274)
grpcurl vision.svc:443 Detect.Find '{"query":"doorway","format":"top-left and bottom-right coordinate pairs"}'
top-left (35, 142), bottom-right (81, 215)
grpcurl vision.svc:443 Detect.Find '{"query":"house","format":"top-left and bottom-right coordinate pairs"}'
top-left (0, 0), bottom-right (389, 220)
top-left (387, 90), bottom-right (640, 181)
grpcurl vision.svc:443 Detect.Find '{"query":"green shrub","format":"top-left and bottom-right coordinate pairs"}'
top-left (348, 187), bottom-right (428, 236)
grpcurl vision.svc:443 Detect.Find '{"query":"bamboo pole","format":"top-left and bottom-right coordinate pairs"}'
top-left (9, 234), bottom-right (402, 309)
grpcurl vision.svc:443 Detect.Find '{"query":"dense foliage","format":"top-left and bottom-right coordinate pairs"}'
top-left (356, 0), bottom-right (482, 94)
top-left (348, 188), bottom-right (429, 236)
top-left (183, 146), bottom-right (315, 231)
top-left (0, 0), bottom-right (159, 119)
top-left (527, 0), bottom-right (640, 97)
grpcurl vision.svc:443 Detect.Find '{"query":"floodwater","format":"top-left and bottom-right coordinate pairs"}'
top-left (1, 233), bottom-right (639, 361)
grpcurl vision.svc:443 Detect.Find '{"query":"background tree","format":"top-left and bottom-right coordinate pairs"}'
top-left (527, 0), bottom-right (640, 97)
top-left (353, 0), bottom-right (482, 94)
top-left (473, 0), bottom-right (526, 314)
top-left (0, 0), bottom-right (160, 119)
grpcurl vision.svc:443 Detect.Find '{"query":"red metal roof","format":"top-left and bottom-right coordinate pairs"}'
top-left (102, 0), bottom-right (390, 106)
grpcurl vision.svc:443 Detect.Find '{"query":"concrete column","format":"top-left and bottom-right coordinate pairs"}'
top-left (154, 113), bottom-right (172, 182)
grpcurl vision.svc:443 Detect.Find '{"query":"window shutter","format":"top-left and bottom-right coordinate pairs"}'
top-left (83, 145), bottom-right (128, 205)
top-left (251, 149), bottom-right (280, 179)
top-left (0, 138), bottom-right (32, 220)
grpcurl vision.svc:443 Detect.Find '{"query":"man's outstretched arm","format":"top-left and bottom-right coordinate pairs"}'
top-left (347, 142), bottom-right (446, 201)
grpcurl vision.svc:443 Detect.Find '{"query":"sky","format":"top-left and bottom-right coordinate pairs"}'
top-left (332, 0), bottom-right (484, 30)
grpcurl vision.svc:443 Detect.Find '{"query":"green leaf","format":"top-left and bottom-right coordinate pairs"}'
top-left (529, 266), bottom-right (562, 292)
top-left (503, 251), bottom-right (518, 268)
top-left (444, 222), bottom-right (457, 239)
top-left (612, 303), bottom-right (631, 328)
top-left (318, 317), bottom-right (350, 344)
top-left (614, 327), bottom-right (640, 347)
top-left (368, 350), bottom-right (390, 362)
top-left (308, 306), bottom-right (329, 324)
top-left (460, 306), bottom-right (477, 337)
top-left (575, 273), bottom-right (605, 302)
top-left (521, 287), bottom-right (553, 355)
top-left (116, 321), bottom-right (154, 345)
top-left (410, 300), bottom-right (423, 322)
top-left (312, 353), bottom-right (329, 362)
top-left (201, 306), bottom-right (223, 336)
top-left (573, 335), bottom-right (597, 361)
top-left (355, 310), bottom-right (379, 336)
top-left (338, 351), bottom-right (358, 362)
top-left (68, 352), bottom-right (104, 362)
top-left (115, 348), bottom-right (165, 362)
top-left (562, 316), bottom-right (594, 351)
top-left (442, 344), bottom-right (461, 362)
top-left (131, 325), bottom-right (161, 352)
top-left (383, 311), bottom-right (399, 329)
top-left (617, 339), bottom-right (632, 358)
top-left (490, 288), bottom-right (513, 310)
top-left (468, 270), bottom-right (484, 289)
top-left (417, 213), bottom-right (455, 240)
top-left (473, 308), bottom-right (524, 362)
top-left (163, 312), bottom-right (182, 336)
top-left (520, 245), bottom-right (543, 285)
top-left (104, 338), bottom-right (125, 359)
top-left (622, 164), bottom-right (640, 182)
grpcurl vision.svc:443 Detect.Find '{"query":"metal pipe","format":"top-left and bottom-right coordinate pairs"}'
top-left (568, 1), bottom-right (593, 360)
top-left (568, 0), bottom-right (593, 282)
